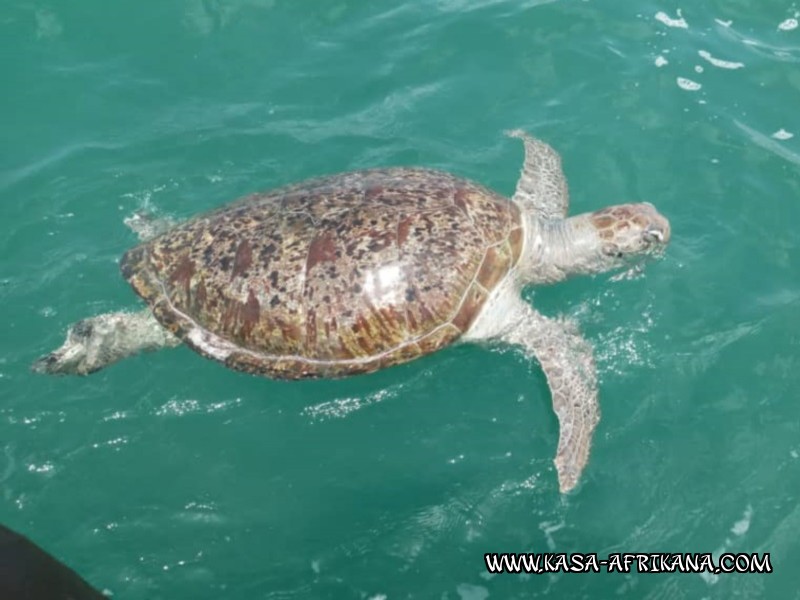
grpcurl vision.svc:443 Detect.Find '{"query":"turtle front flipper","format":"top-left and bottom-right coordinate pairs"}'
top-left (505, 129), bottom-right (570, 220)
top-left (501, 300), bottom-right (599, 493)
top-left (32, 309), bottom-right (180, 376)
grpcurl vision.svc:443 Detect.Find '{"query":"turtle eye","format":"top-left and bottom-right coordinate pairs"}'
top-left (601, 243), bottom-right (622, 258)
top-left (72, 320), bottom-right (94, 338)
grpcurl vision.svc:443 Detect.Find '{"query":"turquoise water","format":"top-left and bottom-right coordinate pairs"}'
top-left (2, 0), bottom-right (800, 598)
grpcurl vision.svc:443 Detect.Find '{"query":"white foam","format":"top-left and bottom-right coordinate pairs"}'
top-left (701, 504), bottom-right (754, 586)
top-left (155, 396), bottom-right (241, 417)
top-left (677, 77), bottom-right (702, 91)
top-left (655, 10), bottom-right (688, 29)
top-left (698, 50), bottom-right (744, 69)
top-left (302, 387), bottom-right (397, 421)
top-left (102, 411), bottom-right (130, 422)
top-left (772, 128), bottom-right (794, 140)
top-left (655, 55), bottom-right (669, 67)
top-left (731, 504), bottom-right (753, 536)
top-left (27, 462), bottom-right (55, 474)
top-left (778, 18), bottom-right (798, 31)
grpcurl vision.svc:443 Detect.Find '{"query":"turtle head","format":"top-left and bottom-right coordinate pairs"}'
top-left (31, 318), bottom-right (104, 376)
top-left (528, 202), bottom-right (670, 283)
top-left (32, 311), bottom-right (180, 376)
top-left (588, 202), bottom-right (671, 271)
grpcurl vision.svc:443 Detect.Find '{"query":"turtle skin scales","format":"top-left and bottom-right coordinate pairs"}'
top-left (121, 168), bottom-right (524, 379)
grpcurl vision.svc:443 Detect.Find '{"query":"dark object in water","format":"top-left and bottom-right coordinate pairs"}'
top-left (0, 524), bottom-right (106, 599)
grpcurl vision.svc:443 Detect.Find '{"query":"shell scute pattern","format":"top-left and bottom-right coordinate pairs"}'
top-left (120, 168), bottom-right (523, 378)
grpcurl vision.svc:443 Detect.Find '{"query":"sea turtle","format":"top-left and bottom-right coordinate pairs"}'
top-left (32, 130), bottom-right (670, 492)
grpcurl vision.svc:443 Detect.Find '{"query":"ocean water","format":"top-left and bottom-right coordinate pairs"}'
top-left (2, 0), bottom-right (799, 598)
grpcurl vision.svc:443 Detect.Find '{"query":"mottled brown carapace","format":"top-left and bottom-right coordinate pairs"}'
top-left (121, 168), bottom-right (524, 378)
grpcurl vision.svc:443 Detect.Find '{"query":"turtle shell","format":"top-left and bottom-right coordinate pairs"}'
top-left (120, 168), bottom-right (524, 379)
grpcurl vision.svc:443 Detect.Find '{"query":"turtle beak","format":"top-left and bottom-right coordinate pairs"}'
top-left (31, 330), bottom-right (94, 376)
top-left (642, 215), bottom-right (671, 247)
top-left (31, 353), bottom-right (59, 374)
top-left (31, 347), bottom-right (79, 375)
top-left (643, 228), bottom-right (664, 243)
